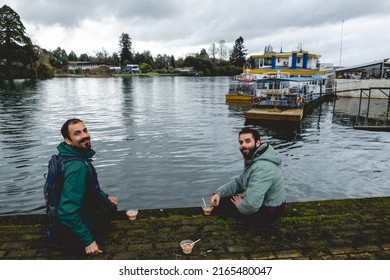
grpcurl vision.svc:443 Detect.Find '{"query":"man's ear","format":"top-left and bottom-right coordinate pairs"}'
top-left (255, 140), bottom-right (261, 148)
top-left (64, 137), bottom-right (72, 145)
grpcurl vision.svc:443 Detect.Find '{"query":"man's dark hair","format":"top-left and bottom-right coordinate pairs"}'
top-left (239, 127), bottom-right (261, 142)
top-left (61, 118), bottom-right (83, 139)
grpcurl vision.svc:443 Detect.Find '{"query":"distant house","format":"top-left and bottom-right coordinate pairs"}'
top-left (109, 66), bottom-right (121, 74)
top-left (123, 64), bottom-right (140, 73)
top-left (172, 67), bottom-right (195, 75)
top-left (68, 61), bottom-right (98, 71)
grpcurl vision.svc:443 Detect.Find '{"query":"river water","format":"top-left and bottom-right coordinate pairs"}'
top-left (0, 77), bottom-right (389, 215)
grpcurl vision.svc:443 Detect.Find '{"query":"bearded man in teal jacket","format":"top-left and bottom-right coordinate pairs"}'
top-left (210, 127), bottom-right (286, 227)
top-left (55, 119), bottom-right (118, 256)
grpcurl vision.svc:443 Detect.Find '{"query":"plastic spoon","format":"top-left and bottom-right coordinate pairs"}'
top-left (191, 239), bottom-right (201, 245)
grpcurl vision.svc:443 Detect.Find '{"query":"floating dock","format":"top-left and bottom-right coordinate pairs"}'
top-left (225, 94), bottom-right (253, 103)
top-left (353, 125), bottom-right (390, 132)
top-left (245, 107), bottom-right (304, 122)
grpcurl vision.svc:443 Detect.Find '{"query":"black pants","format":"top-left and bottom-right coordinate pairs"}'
top-left (52, 206), bottom-right (117, 258)
top-left (213, 197), bottom-right (286, 228)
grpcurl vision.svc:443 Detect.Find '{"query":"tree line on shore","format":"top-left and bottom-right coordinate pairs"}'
top-left (0, 4), bottom-right (248, 81)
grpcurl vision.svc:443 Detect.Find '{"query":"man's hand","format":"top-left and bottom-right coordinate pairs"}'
top-left (85, 241), bottom-right (102, 256)
top-left (210, 193), bottom-right (220, 207)
top-left (108, 195), bottom-right (118, 206)
top-left (230, 195), bottom-right (244, 208)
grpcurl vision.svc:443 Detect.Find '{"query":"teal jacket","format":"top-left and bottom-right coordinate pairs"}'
top-left (57, 142), bottom-right (108, 247)
top-left (215, 143), bottom-right (286, 215)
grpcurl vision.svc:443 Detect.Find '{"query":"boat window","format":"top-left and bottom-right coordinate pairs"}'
top-left (264, 58), bottom-right (272, 66)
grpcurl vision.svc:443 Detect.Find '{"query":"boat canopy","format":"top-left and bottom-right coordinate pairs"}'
top-left (230, 80), bottom-right (257, 86)
top-left (256, 75), bottom-right (325, 83)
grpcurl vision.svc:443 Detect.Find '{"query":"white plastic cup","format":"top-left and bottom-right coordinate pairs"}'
top-left (126, 209), bottom-right (138, 220)
top-left (202, 205), bottom-right (213, 216)
top-left (180, 240), bottom-right (194, 254)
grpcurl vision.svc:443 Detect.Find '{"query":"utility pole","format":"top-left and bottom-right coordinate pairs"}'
top-left (339, 20), bottom-right (344, 67)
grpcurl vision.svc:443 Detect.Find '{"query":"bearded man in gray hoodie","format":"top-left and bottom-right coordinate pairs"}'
top-left (210, 127), bottom-right (286, 227)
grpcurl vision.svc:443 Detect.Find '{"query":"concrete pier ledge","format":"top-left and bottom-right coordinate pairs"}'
top-left (1, 196), bottom-right (390, 260)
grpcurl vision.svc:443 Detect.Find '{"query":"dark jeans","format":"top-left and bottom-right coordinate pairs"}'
top-left (52, 205), bottom-right (117, 258)
top-left (213, 197), bottom-right (286, 228)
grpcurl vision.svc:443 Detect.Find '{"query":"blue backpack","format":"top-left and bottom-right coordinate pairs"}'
top-left (43, 155), bottom-right (85, 237)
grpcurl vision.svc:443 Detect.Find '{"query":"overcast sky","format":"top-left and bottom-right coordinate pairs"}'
top-left (4, 0), bottom-right (390, 66)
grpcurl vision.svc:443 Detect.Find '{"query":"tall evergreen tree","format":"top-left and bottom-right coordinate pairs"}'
top-left (67, 51), bottom-right (78, 61)
top-left (118, 33), bottom-right (133, 65)
top-left (79, 53), bottom-right (89, 61)
top-left (50, 47), bottom-right (68, 71)
top-left (198, 48), bottom-right (209, 59)
top-left (0, 4), bottom-right (35, 79)
top-left (230, 36), bottom-right (247, 67)
top-left (170, 55), bottom-right (175, 68)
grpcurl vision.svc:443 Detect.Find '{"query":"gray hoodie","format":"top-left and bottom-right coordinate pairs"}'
top-left (215, 143), bottom-right (286, 215)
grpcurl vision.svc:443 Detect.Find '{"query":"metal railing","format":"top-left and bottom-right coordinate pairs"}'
top-left (355, 87), bottom-right (390, 128)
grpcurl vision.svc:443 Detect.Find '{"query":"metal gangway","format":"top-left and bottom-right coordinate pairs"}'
top-left (354, 87), bottom-right (390, 131)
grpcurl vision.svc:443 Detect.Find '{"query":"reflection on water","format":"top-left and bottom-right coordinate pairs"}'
top-left (332, 97), bottom-right (390, 126)
top-left (1, 77), bottom-right (390, 215)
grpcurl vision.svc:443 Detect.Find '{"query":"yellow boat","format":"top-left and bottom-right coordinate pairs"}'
top-left (225, 71), bottom-right (257, 103)
top-left (243, 72), bottom-right (324, 123)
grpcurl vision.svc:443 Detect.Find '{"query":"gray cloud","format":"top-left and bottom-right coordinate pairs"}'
top-left (6, 0), bottom-right (390, 64)
top-left (14, 0), bottom-right (183, 26)
top-left (16, 0), bottom-right (388, 28)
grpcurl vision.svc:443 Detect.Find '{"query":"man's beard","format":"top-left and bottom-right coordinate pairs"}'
top-left (78, 137), bottom-right (91, 151)
top-left (240, 145), bottom-right (257, 160)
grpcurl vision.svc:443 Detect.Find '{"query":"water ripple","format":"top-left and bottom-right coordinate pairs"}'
top-left (1, 77), bottom-right (390, 215)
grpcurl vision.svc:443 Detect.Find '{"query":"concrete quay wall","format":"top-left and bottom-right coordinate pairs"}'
top-left (335, 79), bottom-right (390, 98)
top-left (0, 196), bottom-right (390, 260)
